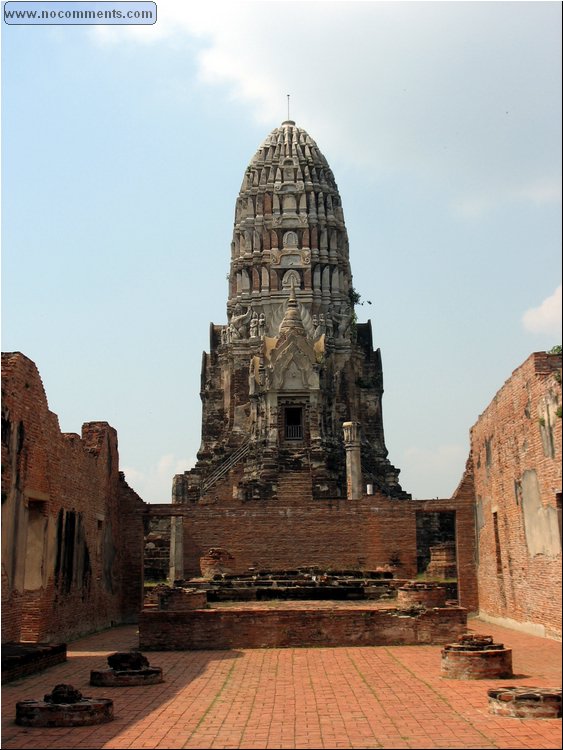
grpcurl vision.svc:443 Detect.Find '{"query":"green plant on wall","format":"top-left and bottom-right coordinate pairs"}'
top-left (547, 344), bottom-right (562, 355)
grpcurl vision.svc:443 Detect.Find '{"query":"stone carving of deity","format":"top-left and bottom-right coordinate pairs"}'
top-left (332, 302), bottom-right (353, 339)
top-left (249, 312), bottom-right (259, 339)
top-left (313, 314), bottom-right (325, 341)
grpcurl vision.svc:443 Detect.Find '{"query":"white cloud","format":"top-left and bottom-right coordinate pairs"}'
top-left (122, 453), bottom-right (193, 503)
top-left (91, 0), bottom-right (561, 207)
top-left (522, 285), bottom-right (562, 337)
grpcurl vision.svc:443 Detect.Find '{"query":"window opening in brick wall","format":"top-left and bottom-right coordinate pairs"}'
top-left (492, 511), bottom-right (506, 606)
top-left (285, 407), bottom-right (303, 440)
top-left (557, 493), bottom-right (562, 548)
top-left (23, 500), bottom-right (47, 591)
top-left (54, 509), bottom-right (76, 594)
top-left (96, 519), bottom-right (104, 558)
top-left (492, 512), bottom-right (502, 575)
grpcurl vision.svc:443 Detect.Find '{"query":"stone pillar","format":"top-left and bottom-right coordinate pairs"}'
top-left (343, 421), bottom-right (362, 500)
top-left (169, 517), bottom-right (184, 582)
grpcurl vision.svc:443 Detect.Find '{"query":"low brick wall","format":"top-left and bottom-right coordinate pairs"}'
top-left (397, 584), bottom-right (447, 608)
top-left (488, 687), bottom-right (562, 719)
top-left (2, 643), bottom-right (67, 684)
top-left (139, 606), bottom-right (467, 650)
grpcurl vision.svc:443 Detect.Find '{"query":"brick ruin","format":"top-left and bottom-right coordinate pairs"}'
top-left (2, 118), bottom-right (560, 656)
top-left (1, 352), bottom-right (146, 645)
top-left (165, 120), bottom-right (425, 580)
top-left (172, 120), bottom-right (408, 508)
top-left (471, 352), bottom-right (562, 639)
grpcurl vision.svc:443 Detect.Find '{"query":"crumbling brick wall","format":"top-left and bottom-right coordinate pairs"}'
top-left (1, 352), bottom-right (146, 643)
top-left (178, 492), bottom-right (418, 580)
top-left (144, 517), bottom-right (171, 582)
top-left (471, 352), bottom-right (562, 638)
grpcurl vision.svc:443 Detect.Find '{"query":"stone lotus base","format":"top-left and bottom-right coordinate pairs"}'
top-left (90, 667), bottom-right (163, 686)
top-left (441, 634), bottom-right (513, 679)
top-left (15, 698), bottom-right (113, 727)
top-left (488, 687), bottom-right (562, 719)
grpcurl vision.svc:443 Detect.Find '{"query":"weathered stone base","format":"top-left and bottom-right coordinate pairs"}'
top-left (397, 582), bottom-right (447, 608)
top-left (15, 698), bottom-right (114, 727)
top-left (139, 605), bottom-right (467, 650)
top-left (488, 687), bottom-right (562, 718)
top-left (90, 668), bottom-right (163, 686)
top-left (441, 647), bottom-right (513, 679)
top-left (441, 634), bottom-right (513, 679)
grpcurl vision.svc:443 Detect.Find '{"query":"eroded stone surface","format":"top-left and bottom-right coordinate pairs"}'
top-left (397, 581), bottom-right (447, 608)
top-left (107, 651), bottom-right (149, 671)
top-left (16, 685), bottom-right (113, 727)
top-left (442, 634), bottom-right (513, 679)
top-left (90, 667), bottom-right (163, 687)
top-left (488, 687), bottom-right (562, 718)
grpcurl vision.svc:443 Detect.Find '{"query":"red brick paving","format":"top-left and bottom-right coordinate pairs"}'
top-left (1, 617), bottom-right (561, 749)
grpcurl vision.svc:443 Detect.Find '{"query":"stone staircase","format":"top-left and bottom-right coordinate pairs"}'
top-left (276, 469), bottom-right (313, 502)
top-left (200, 442), bottom-right (250, 497)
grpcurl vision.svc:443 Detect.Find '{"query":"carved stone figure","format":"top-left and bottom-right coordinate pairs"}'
top-left (313, 314), bottom-right (326, 341)
top-left (332, 302), bottom-right (353, 339)
top-left (249, 312), bottom-right (259, 339)
top-left (230, 304), bottom-right (253, 339)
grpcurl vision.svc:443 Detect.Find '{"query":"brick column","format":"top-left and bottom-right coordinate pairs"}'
top-left (343, 421), bottom-right (362, 500)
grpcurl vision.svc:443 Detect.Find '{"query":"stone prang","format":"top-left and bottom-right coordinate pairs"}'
top-left (173, 120), bottom-right (408, 503)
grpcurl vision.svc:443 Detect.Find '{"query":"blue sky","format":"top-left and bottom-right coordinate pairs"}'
top-left (2, 0), bottom-right (561, 502)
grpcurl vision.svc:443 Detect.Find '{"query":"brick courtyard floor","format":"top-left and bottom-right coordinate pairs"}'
top-left (1, 616), bottom-right (561, 749)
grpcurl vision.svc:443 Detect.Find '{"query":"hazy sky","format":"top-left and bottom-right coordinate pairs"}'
top-left (2, 1), bottom-right (561, 502)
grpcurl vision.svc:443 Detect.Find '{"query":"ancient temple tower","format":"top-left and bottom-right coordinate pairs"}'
top-left (173, 120), bottom-right (408, 504)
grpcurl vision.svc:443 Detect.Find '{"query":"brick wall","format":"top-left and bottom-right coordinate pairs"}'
top-left (144, 518), bottom-right (171, 581)
top-left (139, 606), bottom-right (468, 649)
top-left (1, 352), bottom-right (146, 643)
top-left (173, 477), bottom-right (418, 580)
top-left (471, 352), bottom-right (562, 638)
top-left (417, 461), bottom-right (479, 614)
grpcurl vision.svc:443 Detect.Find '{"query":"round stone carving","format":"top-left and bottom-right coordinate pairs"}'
top-left (16, 684), bottom-right (113, 727)
top-left (90, 651), bottom-right (164, 687)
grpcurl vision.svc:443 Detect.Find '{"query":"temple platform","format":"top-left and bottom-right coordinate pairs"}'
top-left (139, 599), bottom-right (467, 650)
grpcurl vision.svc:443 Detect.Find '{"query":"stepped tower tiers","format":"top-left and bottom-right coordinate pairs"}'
top-left (173, 121), bottom-right (409, 502)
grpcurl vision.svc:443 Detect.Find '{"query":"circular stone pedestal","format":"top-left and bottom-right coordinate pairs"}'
top-left (90, 667), bottom-right (163, 686)
top-left (441, 635), bottom-right (513, 679)
top-left (488, 687), bottom-right (562, 719)
top-left (397, 582), bottom-right (447, 608)
top-left (16, 698), bottom-right (113, 727)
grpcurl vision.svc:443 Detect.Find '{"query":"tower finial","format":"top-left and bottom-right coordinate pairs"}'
top-left (287, 93), bottom-right (290, 121)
